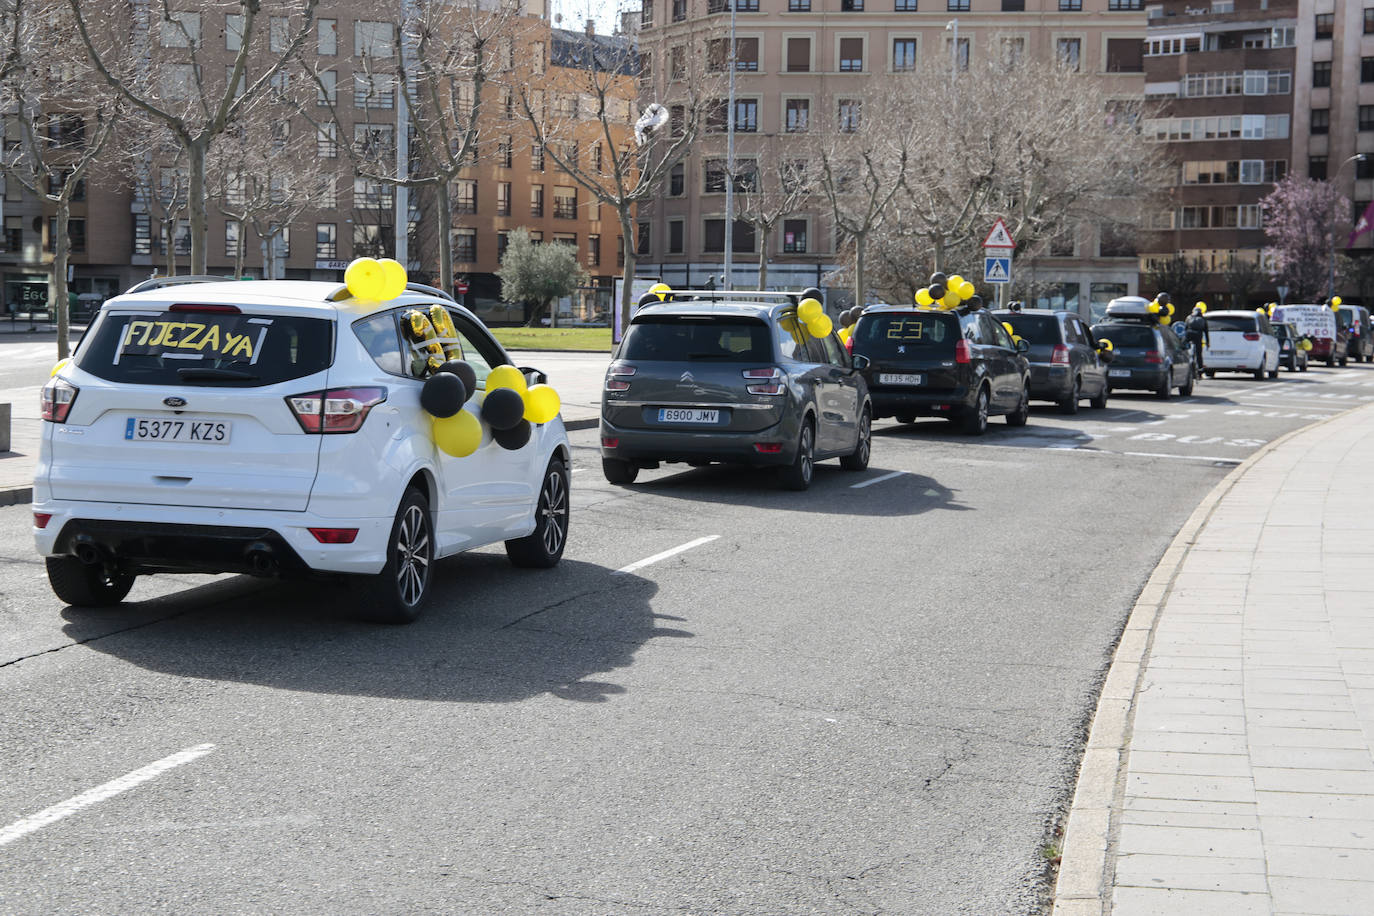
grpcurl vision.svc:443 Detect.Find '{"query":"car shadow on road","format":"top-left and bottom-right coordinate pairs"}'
top-left (873, 421), bottom-right (1099, 451)
top-left (60, 557), bottom-right (677, 704)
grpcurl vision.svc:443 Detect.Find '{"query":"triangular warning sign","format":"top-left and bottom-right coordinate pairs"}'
top-left (985, 259), bottom-right (1009, 281)
top-left (983, 219), bottom-right (1015, 249)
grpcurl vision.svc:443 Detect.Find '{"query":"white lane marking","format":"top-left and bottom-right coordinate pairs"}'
top-left (1123, 451), bottom-right (1241, 463)
top-left (0, 744), bottom-right (216, 847)
top-left (851, 470), bottom-right (906, 489)
top-left (613, 536), bottom-right (719, 575)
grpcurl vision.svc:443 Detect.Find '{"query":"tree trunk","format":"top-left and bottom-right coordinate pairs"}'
top-left (436, 181), bottom-right (453, 295)
top-left (757, 224), bottom-right (770, 289)
top-left (853, 232), bottom-right (866, 312)
top-left (618, 211), bottom-right (636, 341)
top-left (52, 196), bottom-right (71, 360)
top-left (189, 137), bottom-right (208, 275)
top-left (234, 220), bottom-right (246, 277)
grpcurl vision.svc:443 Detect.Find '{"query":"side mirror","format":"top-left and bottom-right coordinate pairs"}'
top-left (1015, 338), bottom-right (1030, 353)
top-left (852, 354), bottom-right (871, 370)
top-left (518, 366), bottom-right (548, 386)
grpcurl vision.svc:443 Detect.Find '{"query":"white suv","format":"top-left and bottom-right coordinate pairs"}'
top-left (33, 278), bottom-right (570, 623)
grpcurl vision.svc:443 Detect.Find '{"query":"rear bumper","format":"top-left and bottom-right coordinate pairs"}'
top-left (32, 499), bottom-right (391, 575)
top-left (599, 414), bottom-right (800, 467)
top-left (1027, 365), bottom-right (1073, 401)
top-left (1202, 349), bottom-right (1264, 370)
top-left (1104, 367), bottom-right (1168, 390)
top-left (869, 386), bottom-right (972, 419)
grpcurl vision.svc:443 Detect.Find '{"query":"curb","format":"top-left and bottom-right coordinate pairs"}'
top-left (1049, 400), bottom-right (1374, 916)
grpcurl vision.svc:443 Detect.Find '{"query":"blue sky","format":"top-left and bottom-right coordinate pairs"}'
top-left (550, 0), bottom-right (622, 35)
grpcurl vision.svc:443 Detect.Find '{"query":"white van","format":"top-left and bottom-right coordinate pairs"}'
top-left (1202, 310), bottom-right (1281, 379)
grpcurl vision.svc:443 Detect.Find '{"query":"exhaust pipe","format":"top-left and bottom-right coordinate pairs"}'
top-left (246, 544), bottom-right (278, 577)
top-left (73, 539), bottom-right (105, 566)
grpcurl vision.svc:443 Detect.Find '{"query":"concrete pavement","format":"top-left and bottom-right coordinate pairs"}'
top-left (1054, 401), bottom-right (1374, 915)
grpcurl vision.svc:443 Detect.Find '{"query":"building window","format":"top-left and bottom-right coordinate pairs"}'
top-left (353, 178), bottom-right (394, 209)
top-left (1106, 38), bottom-right (1142, 72)
top-left (839, 38), bottom-right (864, 72)
top-left (160, 11), bottom-right (199, 48)
top-left (1312, 108), bottom-right (1330, 135)
top-left (1359, 158), bottom-right (1374, 181)
top-left (1361, 106), bottom-right (1374, 132)
top-left (554, 187), bottom-right (578, 219)
top-left (4, 215), bottom-right (22, 254)
top-left (672, 0), bottom-right (687, 21)
top-left (531, 143), bottom-right (545, 172)
top-left (1363, 57), bottom-right (1374, 83)
top-left (593, 143), bottom-right (603, 174)
top-left (315, 223), bottom-right (337, 259)
top-left (454, 180), bottom-right (477, 214)
top-left (1309, 156), bottom-right (1328, 180)
top-left (588, 234), bottom-right (600, 267)
top-left (947, 0), bottom-right (969, 10)
top-left (637, 222), bottom-right (650, 256)
top-left (841, 0), bottom-right (863, 10)
top-left (668, 221), bottom-right (684, 254)
top-left (1003, 0), bottom-right (1026, 8)
top-left (530, 185), bottom-right (544, 217)
top-left (1367, 9), bottom-right (1374, 34)
top-left (355, 21), bottom-right (395, 57)
top-left (497, 231), bottom-right (510, 262)
top-left (1313, 60), bottom-right (1332, 88)
top-left (498, 135), bottom-right (512, 168)
top-left (785, 98), bottom-right (810, 132)
top-left (354, 73), bottom-right (394, 108)
top-left (786, 37), bottom-right (810, 72)
top-left (317, 19), bottom-right (337, 55)
top-left (1057, 38), bottom-right (1082, 71)
top-left (669, 162), bottom-right (685, 196)
top-left (497, 182), bottom-right (511, 216)
top-left (735, 37), bottom-right (759, 71)
top-left (225, 220), bottom-right (241, 259)
top-left (1314, 13), bottom-right (1334, 40)
top-left (783, 219), bottom-right (807, 253)
top-left (317, 123), bottom-right (338, 158)
top-left (789, 0), bottom-right (810, 9)
top-left (950, 36), bottom-right (970, 70)
top-left (838, 98), bottom-right (861, 132)
top-left (703, 218), bottom-right (756, 253)
top-left (735, 99), bottom-right (758, 132)
top-left (1059, 0), bottom-right (1082, 9)
top-left (132, 215), bottom-right (148, 256)
top-left (453, 228), bottom-right (476, 262)
top-left (896, 0), bottom-right (918, 9)
top-left (704, 159), bottom-right (728, 194)
top-left (641, 1), bottom-right (654, 25)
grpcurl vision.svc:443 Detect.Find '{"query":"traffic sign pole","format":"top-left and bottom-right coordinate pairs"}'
top-left (982, 218), bottom-right (1016, 310)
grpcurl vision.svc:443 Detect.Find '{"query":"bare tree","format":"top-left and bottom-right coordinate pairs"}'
top-left (1145, 254), bottom-right (1207, 307)
top-left (0, 0), bottom-right (118, 357)
top-left (520, 19), bottom-right (719, 330)
top-left (729, 137), bottom-right (815, 289)
top-left (66, 0), bottom-right (318, 274)
top-left (1224, 256), bottom-right (1268, 309)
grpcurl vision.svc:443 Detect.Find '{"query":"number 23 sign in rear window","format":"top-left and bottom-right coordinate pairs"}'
top-left (117, 313), bottom-right (272, 364)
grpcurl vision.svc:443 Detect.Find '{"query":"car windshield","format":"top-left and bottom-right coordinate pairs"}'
top-left (852, 312), bottom-right (957, 358)
top-left (76, 309), bottom-right (334, 386)
top-left (999, 314), bottom-right (1059, 343)
top-left (1206, 316), bottom-right (1259, 333)
top-left (1091, 323), bottom-right (1156, 348)
top-left (620, 315), bottom-right (773, 361)
top-left (1272, 325), bottom-right (1292, 339)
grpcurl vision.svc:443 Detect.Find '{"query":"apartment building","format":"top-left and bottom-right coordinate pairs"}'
top-left (1139, 0), bottom-right (1298, 307)
top-left (635, 0), bottom-right (1147, 315)
top-left (0, 2), bottom-right (630, 325)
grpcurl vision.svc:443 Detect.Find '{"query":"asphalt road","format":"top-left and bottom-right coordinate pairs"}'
top-left (3, 355), bottom-right (1373, 914)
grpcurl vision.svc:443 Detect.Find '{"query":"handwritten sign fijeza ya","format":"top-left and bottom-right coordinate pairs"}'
top-left (117, 314), bottom-right (272, 364)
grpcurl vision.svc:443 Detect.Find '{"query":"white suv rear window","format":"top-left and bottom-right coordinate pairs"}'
top-left (76, 309), bottom-right (334, 386)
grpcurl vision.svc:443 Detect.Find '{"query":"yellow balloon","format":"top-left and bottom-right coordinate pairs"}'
top-left (1256, 307), bottom-right (1266, 314)
top-left (1301, 339), bottom-right (1313, 351)
top-left (524, 384), bottom-right (562, 424)
top-left (940, 293), bottom-right (959, 309)
top-left (1099, 338), bottom-right (1113, 351)
top-left (948, 275), bottom-right (965, 290)
top-left (377, 258), bottom-right (408, 300)
top-left (808, 314), bottom-right (834, 337)
top-left (1002, 322), bottom-right (1015, 336)
top-left (345, 257), bottom-right (386, 300)
top-left (1160, 316), bottom-right (1172, 326)
top-left (1195, 301), bottom-right (1207, 310)
top-left (1333, 296), bottom-right (1343, 307)
top-left (485, 364), bottom-right (528, 394)
top-left (958, 280), bottom-right (976, 300)
top-left (432, 410), bottom-right (482, 457)
top-left (50, 357), bottom-right (71, 377)
top-left (915, 288), bottom-right (934, 306)
top-left (1331, 301), bottom-right (1341, 311)
top-left (838, 326), bottom-right (851, 344)
top-left (1148, 302), bottom-right (1160, 314)
top-left (798, 297), bottom-right (824, 322)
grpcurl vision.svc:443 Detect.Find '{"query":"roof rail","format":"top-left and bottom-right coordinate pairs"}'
top-left (405, 282), bottom-right (457, 303)
top-left (638, 289), bottom-right (804, 308)
top-left (123, 275), bottom-right (240, 295)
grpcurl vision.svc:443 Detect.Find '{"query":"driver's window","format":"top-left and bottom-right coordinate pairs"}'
top-left (776, 315), bottom-right (804, 360)
top-left (820, 332), bottom-right (848, 367)
top-left (987, 315), bottom-right (1014, 349)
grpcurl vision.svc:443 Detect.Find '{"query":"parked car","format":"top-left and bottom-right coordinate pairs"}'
top-left (850, 304), bottom-right (1031, 434)
top-left (1338, 305), bottom-right (1374, 363)
top-left (1272, 304), bottom-right (1347, 367)
top-left (599, 291), bottom-right (871, 490)
top-left (34, 278), bottom-right (571, 622)
top-left (1271, 321), bottom-right (1310, 372)
top-left (993, 307), bottom-right (1110, 413)
top-left (1201, 310), bottom-right (1282, 380)
top-left (1091, 298), bottom-right (1195, 398)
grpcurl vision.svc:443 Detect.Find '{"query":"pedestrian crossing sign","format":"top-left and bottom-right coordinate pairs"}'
top-left (984, 257), bottom-right (1011, 283)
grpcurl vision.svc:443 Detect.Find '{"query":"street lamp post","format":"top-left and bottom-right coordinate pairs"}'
top-left (1330, 153), bottom-right (1365, 302)
top-left (722, 0), bottom-right (738, 291)
top-left (945, 19), bottom-right (959, 85)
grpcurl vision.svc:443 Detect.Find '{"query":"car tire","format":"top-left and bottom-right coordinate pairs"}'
top-left (361, 487), bottom-right (433, 624)
top-left (506, 457), bottom-right (570, 569)
top-left (1006, 383), bottom-right (1030, 427)
top-left (839, 407), bottom-right (871, 471)
top-left (1341, 354), bottom-right (1349, 367)
top-left (602, 457), bottom-right (639, 485)
top-left (778, 420), bottom-right (815, 491)
top-left (1058, 377), bottom-right (1080, 415)
top-left (961, 387), bottom-right (990, 435)
top-left (1327, 356), bottom-right (1336, 367)
top-left (45, 556), bottom-right (135, 607)
top-left (1253, 364), bottom-right (1265, 380)
top-left (1179, 369), bottom-right (1194, 397)
top-left (1089, 383), bottom-right (1108, 409)
top-left (1268, 362), bottom-right (1280, 379)
top-left (894, 414), bottom-right (914, 424)
top-left (1300, 359), bottom-right (1308, 372)
top-left (1155, 372), bottom-right (1172, 399)
top-left (1205, 370), bottom-right (1215, 378)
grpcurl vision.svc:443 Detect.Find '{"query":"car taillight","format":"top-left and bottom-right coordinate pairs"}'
top-left (602, 436), bottom-right (619, 448)
top-left (606, 361), bottom-right (636, 391)
top-left (286, 386), bottom-right (387, 433)
top-left (844, 335), bottom-right (854, 353)
top-left (1243, 332), bottom-right (1260, 341)
top-left (955, 339), bottom-right (972, 364)
top-left (308, 527), bottom-right (359, 544)
top-left (754, 443), bottom-right (783, 453)
top-left (40, 377), bottom-right (78, 423)
top-left (1050, 345), bottom-right (1070, 365)
top-left (33, 513), bottom-right (52, 529)
top-left (1144, 351), bottom-right (1163, 364)
top-left (743, 367), bottom-right (784, 395)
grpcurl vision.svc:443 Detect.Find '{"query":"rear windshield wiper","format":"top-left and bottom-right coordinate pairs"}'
top-left (177, 367), bottom-right (258, 381)
top-left (686, 352), bottom-right (735, 359)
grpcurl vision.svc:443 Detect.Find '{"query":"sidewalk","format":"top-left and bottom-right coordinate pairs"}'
top-left (0, 349), bottom-right (608, 508)
top-left (1054, 402), bottom-right (1374, 915)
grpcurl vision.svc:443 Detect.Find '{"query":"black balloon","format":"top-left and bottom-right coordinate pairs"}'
top-left (800, 286), bottom-right (824, 303)
top-left (966, 295), bottom-right (984, 310)
top-left (839, 308), bottom-right (853, 327)
top-left (420, 372), bottom-right (466, 418)
top-left (929, 272), bottom-right (947, 287)
top-left (1156, 292), bottom-right (1171, 305)
top-left (638, 291), bottom-right (661, 308)
top-left (929, 282), bottom-right (947, 300)
top-left (480, 387), bottom-right (526, 430)
top-left (437, 360), bottom-right (477, 400)
top-left (492, 418), bottom-right (532, 450)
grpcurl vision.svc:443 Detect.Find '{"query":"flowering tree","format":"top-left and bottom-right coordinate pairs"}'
top-left (1262, 175), bottom-right (1350, 302)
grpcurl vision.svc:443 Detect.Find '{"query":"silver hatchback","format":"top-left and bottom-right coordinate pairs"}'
top-left (599, 291), bottom-right (872, 490)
